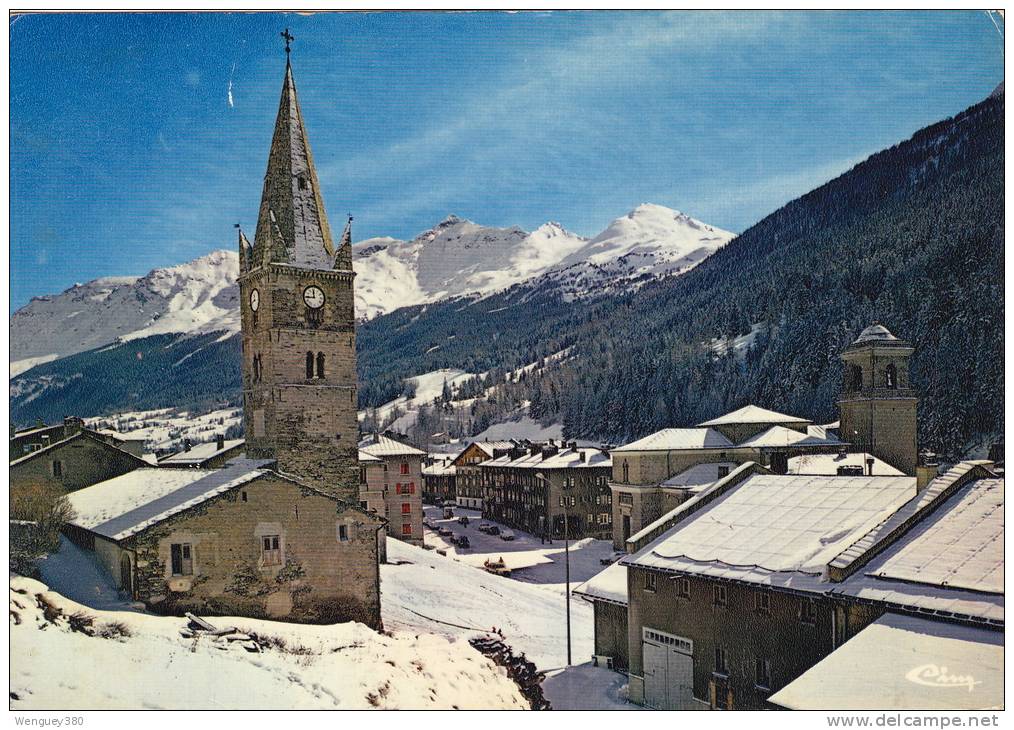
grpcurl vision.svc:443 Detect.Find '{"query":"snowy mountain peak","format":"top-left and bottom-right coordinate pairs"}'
top-left (12, 205), bottom-right (732, 369)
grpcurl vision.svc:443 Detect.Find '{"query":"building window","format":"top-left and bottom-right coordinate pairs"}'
top-left (305, 351), bottom-right (314, 379)
top-left (401, 503), bottom-right (411, 514)
top-left (618, 492), bottom-right (633, 506)
top-left (713, 584), bottom-right (728, 607)
top-left (676, 577), bottom-right (690, 599)
top-left (644, 572), bottom-right (657, 593)
top-left (755, 658), bottom-right (771, 689)
top-left (800, 600), bottom-right (817, 624)
top-left (717, 465), bottom-right (730, 478)
top-left (847, 363), bottom-right (863, 392)
top-left (400, 463), bottom-right (410, 475)
top-left (622, 460), bottom-right (629, 482)
top-left (714, 646), bottom-right (729, 675)
top-left (316, 352), bottom-right (325, 379)
top-left (402, 523), bottom-right (412, 536)
top-left (359, 467), bottom-right (367, 484)
top-left (338, 524), bottom-right (350, 542)
top-left (307, 305), bottom-right (323, 327)
top-left (261, 535), bottom-right (282, 566)
top-left (170, 543), bottom-right (193, 576)
top-left (51, 459), bottom-right (63, 477)
top-left (755, 592), bottom-right (770, 615)
top-left (408, 482), bottom-right (415, 494)
top-left (885, 363), bottom-right (897, 389)
top-left (241, 491), bottom-right (248, 502)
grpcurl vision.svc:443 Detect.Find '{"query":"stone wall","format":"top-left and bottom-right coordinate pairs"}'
top-left (240, 265), bottom-right (361, 501)
top-left (123, 474), bottom-right (383, 628)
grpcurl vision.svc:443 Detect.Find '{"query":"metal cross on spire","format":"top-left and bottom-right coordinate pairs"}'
top-left (281, 28), bottom-right (295, 56)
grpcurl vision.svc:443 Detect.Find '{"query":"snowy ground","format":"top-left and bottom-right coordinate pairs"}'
top-left (10, 574), bottom-right (526, 710)
top-left (29, 511), bottom-right (633, 709)
top-left (86, 406), bottom-right (241, 453)
top-left (421, 505), bottom-right (618, 586)
top-left (543, 663), bottom-right (644, 711)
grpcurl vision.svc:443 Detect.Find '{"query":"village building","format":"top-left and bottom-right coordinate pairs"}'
top-left (608, 411), bottom-right (853, 550)
top-left (158, 435), bottom-right (246, 468)
top-left (838, 324), bottom-right (919, 475)
top-left (12, 416), bottom-right (146, 460)
top-left (422, 453), bottom-right (457, 503)
top-left (10, 417), bottom-right (148, 494)
top-left (358, 433), bottom-right (426, 547)
top-left (357, 449), bottom-right (388, 562)
top-left (480, 441), bottom-right (613, 540)
top-left (608, 325), bottom-right (922, 551)
top-left (64, 459), bottom-right (384, 624)
top-left (452, 440), bottom-right (515, 510)
top-left (578, 459), bottom-right (1001, 710)
top-left (51, 46), bottom-right (387, 628)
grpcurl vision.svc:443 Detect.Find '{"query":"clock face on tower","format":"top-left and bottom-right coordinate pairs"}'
top-left (249, 289), bottom-right (260, 311)
top-left (303, 285), bottom-right (326, 309)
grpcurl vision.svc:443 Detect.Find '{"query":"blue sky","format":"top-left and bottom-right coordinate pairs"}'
top-left (10, 11), bottom-right (1003, 310)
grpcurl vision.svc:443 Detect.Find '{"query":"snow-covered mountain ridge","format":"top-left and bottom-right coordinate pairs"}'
top-left (11, 204), bottom-right (734, 371)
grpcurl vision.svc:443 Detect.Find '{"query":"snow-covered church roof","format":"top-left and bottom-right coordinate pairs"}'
top-left (698, 404), bottom-right (811, 427)
top-left (67, 459), bottom-right (274, 541)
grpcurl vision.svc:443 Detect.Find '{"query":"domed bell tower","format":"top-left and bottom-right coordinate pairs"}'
top-left (838, 324), bottom-right (918, 475)
top-left (238, 46), bottom-right (359, 500)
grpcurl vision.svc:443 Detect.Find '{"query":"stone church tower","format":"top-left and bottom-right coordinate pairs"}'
top-left (838, 324), bottom-right (918, 475)
top-left (238, 52), bottom-right (359, 501)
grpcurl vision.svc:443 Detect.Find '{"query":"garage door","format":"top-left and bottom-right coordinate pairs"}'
top-left (643, 627), bottom-right (694, 710)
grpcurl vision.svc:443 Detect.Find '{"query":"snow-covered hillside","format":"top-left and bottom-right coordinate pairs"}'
top-left (353, 216), bottom-right (588, 319)
top-left (11, 205), bottom-right (732, 373)
top-left (9, 574), bottom-right (527, 710)
top-left (542, 203), bottom-right (735, 298)
top-left (10, 251), bottom-right (239, 372)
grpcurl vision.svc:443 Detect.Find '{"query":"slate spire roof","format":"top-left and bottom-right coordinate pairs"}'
top-left (252, 58), bottom-right (338, 271)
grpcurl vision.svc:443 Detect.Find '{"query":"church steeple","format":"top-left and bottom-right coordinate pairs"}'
top-left (252, 53), bottom-right (337, 271)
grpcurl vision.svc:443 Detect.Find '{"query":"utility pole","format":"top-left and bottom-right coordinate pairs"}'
top-left (563, 478), bottom-right (572, 667)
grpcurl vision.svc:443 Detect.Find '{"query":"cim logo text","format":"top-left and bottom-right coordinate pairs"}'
top-left (905, 664), bottom-right (981, 692)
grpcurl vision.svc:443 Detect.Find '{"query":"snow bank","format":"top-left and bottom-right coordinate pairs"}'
top-left (10, 575), bottom-right (526, 710)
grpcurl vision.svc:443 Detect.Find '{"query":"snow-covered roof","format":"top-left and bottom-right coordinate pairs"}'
top-left (612, 428), bottom-right (733, 453)
top-left (573, 562), bottom-right (628, 606)
top-left (769, 613), bottom-right (1002, 710)
top-left (788, 452), bottom-right (903, 477)
top-left (358, 450), bottom-right (382, 463)
top-left (481, 447), bottom-right (610, 470)
top-left (660, 462), bottom-right (740, 491)
top-left (359, 434), bottom-right (426, 458)
top-left (158, 439), bottom-right (244, 465)
top-left (698, 404), bottom-right (811, 427)
top-left (624, 472), bottom-right (916, 588)
top-left (422, 461), bottom-right (456, 477)
top-left (472, 441), bottom-right (516, 457)
top-left (831, 465), bottom-right (1003, 623)
top-left (736, 425), bottom-right (841, 449)
top-left (10, 431), bottom-right (147, 469)
top-left (854, 324), bottom-right (899, 344)
top-left (67, 459), bottom-right (274, 541)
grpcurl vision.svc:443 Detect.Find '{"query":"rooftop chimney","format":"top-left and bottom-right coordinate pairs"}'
top-left (916, 450), bottom-right (940, 491)
top-left (63, 416), bottom-right (85, 439)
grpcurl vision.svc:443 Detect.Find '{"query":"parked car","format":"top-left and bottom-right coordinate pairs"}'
top-left (458, 516), bottom-right (470, 527)
top-left (477, 523), bottom-right (492, 533)
top-left (437, 527), bottom-right (453, 538)
top-left (499, 529), bottom-right (515, 541)
top-left (487, 525), bottom-right (501, 536)
top-left (457, 536), bottom-right (470, 549)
